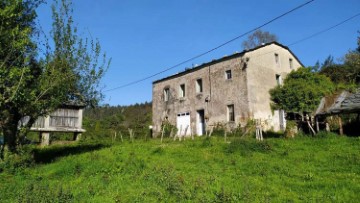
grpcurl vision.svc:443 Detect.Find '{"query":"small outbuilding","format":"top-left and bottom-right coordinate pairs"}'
top-left (315, 88), bottom-right (360, 135)
top-left (31, 102), bottom-right (86, 146)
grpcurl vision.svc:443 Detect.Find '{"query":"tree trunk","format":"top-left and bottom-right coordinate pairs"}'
top-left (1, 107), bottom-right (23, 158)
top-left (3, 122), bottom-right (19, 153)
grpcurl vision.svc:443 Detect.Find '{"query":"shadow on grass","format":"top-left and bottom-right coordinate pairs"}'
top-left (262, 131), bottom-right (284, 139)
top-left (32, 142), bottom-right (110, 164)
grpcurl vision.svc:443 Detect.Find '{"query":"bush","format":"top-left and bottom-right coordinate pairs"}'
top-left (0, 146), bottom-right (35, 173)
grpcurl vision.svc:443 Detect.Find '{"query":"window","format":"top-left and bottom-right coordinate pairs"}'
top-left (275, 53), bottom-right (279, 65)
top-left (179, 84), bottom-right (185, 98)
top-left (225, 70), bottom-right (232, 80)
top-left (164, 88), bottom-right (170, 101)
top-left (227, 105), bottom-right (235, 122)
top-left (196, 79), bottom-right (203, 93)
top-left (289, 58), bottom-right (293, 69)
top-left (276, 74), bottom-right (282, 85)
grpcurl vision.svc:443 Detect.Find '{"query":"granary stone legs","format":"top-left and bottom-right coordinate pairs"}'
top-left (40, 132), bottom-right (50, 146)
top-left (73, 132), bottom-right (82, 141)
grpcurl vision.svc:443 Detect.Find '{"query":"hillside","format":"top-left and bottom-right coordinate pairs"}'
top-left (1, 135), bottom-right (359, 202)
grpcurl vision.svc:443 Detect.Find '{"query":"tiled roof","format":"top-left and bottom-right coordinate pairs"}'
top-left (316, 88), bottom-right (360, 115)
top-left (153, 41), bottom-right (304, 84)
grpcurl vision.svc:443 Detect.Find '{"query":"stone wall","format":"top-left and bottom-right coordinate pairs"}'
top-left (152, 43), bottom-right (303, 136)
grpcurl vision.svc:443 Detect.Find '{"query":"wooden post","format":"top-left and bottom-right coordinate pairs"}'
top-left (128, 128), bottom-right (134, 142)
top-left (208, 126), bottom-right (214, 137)
top-left (307, 121), bottom-right (316, 136)
top-left (338, 117), bottom-right (343, 135)
top-left (169, 128), bottom-right (174, 138)
top-left (325, 122), bottom-right (330, 132)
top-left (119, 131), bottom-right (123, 142)
top-left (315, 117), bottom-right (320, 133)
top-left (183, 125), bottom-right (189, 141)
top-left (161, 125), bottom-right (165, 143)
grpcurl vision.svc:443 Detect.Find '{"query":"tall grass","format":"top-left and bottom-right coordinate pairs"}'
top-left (1, 134), bottom-right (359, 202)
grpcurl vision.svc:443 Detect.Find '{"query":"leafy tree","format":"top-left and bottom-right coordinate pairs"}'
top-left (343, 32), bottom-right (360, 84)
top-left (242, 29), bottom-right (278, 49)
top-left (270, 67), bottom-right (335, 114)
top-left (319, 33), bottom-right (360, 86)
top-left (0, 0), bottom-right (109, 157)
top-left (0, 0), bottom-right (44, 154)
top-left (319, 64), bottom-right (353, 84)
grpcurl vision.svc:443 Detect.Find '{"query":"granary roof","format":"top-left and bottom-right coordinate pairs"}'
top-left (315, 88), bottom-right (360, 116)
top-left (153, 41), bottom-right (304, 84)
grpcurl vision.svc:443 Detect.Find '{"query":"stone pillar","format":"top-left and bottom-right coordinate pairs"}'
top-left (73, 132), bottom-right (82, 141)
top-left (40, 115), bottom-right (51, 146)
top-left (41, 132), bottom-right (50, 146)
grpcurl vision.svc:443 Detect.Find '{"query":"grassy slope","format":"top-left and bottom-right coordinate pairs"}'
top-left (1, 136), bottom-right (359, 202)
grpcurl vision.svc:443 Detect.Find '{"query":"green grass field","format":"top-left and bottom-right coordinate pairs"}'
top-left (1, 134), bottom-right (359, 202)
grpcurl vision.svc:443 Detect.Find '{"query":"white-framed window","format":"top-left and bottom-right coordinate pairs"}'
top-left (276, 74), bottom-right (282, 86)
top-left (227, 104), bottom-right (235, 122)
top-left (179, 84), bottom-right (185, 98)
top-left (196, 78), bottom-right (203, 93)
top-left (275, 53), bottom-right (279, 66)
top-left (289, 58), bottom-right (293, 69)
top-left (163, 88), bottom-right (170, 102)
top-left (225, 70), bottom-right (232, 80)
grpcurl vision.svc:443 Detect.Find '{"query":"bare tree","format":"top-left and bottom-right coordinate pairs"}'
top-left (242, 29), bottom-right (278, 49)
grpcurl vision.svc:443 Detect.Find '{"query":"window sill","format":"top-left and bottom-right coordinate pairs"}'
top-left (179, 97), bottom-right (186, 101)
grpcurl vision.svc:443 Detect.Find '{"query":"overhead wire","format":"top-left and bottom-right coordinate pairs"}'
top-left (104, 0), bottom-right (315, 92)
top-left (238, 12), bottom-right (360, 65)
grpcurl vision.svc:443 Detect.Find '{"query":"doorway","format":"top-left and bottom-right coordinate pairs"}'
top-left (197, 109), bottom-right (205, 135)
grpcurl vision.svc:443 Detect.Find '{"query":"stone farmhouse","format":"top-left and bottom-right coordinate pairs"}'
top-left (152, 42), bottom-right (304, 136)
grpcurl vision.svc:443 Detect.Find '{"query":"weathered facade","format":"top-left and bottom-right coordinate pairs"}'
top-left (152, 42), bottom-right (303, 136)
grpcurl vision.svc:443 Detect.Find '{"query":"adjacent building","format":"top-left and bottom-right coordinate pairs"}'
top-left (152, 42), bottom-right (303, 136)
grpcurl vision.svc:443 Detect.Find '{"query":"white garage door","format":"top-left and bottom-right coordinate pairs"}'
top-left (177, 112), bottom-right (191, 136)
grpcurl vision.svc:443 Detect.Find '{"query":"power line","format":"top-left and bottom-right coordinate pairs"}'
top-left (233, 12), bottom-right (360, 65)
top-left (104, 0), bottom-right (315, 92)
top-left (288, 12), bottom-right (360, 47)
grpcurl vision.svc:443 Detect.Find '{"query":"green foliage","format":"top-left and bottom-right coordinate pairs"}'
top-left (50, 0), bottom-right (110, 106)
top-left (82, 102), bottom-right (152, 141)
top-left (270, 67), bottom-right (335, 113)
top-left (284, 120), bottom-right (297, 138)
top-left (319, 32), bottom-right (360, 86)
top-left (0, 145), bottom-right (34, 173)
top-left (0, 0), bottom-right (109, 154)
top-left (1, 135), bottom-right (359, 202)
top-left (161, 120), bottom-right (177, 138)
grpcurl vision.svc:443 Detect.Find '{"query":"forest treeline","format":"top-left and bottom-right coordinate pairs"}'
top-left (82, 102), bottom-right (152, 140)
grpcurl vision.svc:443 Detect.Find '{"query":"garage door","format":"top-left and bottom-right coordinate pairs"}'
top-left (177, 112), bottom-right (191, 136)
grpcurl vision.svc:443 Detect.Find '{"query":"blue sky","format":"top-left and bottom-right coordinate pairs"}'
top-left (36, 0), bottom-right (360, 106)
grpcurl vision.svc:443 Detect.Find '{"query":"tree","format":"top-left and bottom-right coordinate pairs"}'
top-left (319, 33), bottom-right (360, 86)
top-left (0, 0), bottom-right (43, 155)
top-left (270, 67), bottom-right (335, 114)
top-left (0, 0), bottom-right (109, 158)
top-left (343, 32), bottom-right (360, 84)
top-left (242, 29), bottom-right (278, 50)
